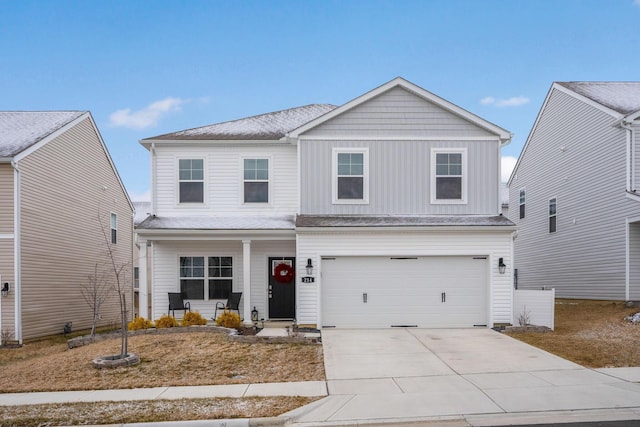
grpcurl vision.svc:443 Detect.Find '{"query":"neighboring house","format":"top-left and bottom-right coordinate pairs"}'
top-left (0, 111), bottom-right (133, 342)
top-left (509, 82), bottom-right (640, 300)
top-left (501, 182), bottom-right (509, 218)
top-left (136, 77), bottom-right (515, 328)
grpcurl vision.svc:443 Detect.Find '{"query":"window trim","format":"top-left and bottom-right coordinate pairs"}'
top-left (332, 147), bottom-right (369, 205)
top-left (178, 255), bottom-right (234, 301)
top-left (430, 148), bottom-right (468, 204)
top-left (549, 196), bottom-right (557, 233)
top-left (519, 187), bottom-right (526, 220)
top-left (110, 212), bottom-right (117, 244)
top-left (177, 157), bottom-right (205, 205)
top-left (241, 156), bottom-right (271, 205)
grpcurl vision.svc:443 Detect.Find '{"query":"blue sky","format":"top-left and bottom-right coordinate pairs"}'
top-left (2, 0), bottom-right (640, 201)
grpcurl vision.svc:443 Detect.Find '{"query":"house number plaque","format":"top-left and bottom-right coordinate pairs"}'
top-left (301, 277), bottom-right (315, 283)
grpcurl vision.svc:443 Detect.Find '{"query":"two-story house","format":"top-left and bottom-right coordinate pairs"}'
top-left (509, 82), bottom-right (640, 301)
top-left (0, 111), bottom-right (133, 342)
top-left (136, 78), bottom-right (515, 328)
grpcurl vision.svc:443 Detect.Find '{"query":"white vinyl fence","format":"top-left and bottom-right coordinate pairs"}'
top-left (513, 288), bottom-right (555, 330)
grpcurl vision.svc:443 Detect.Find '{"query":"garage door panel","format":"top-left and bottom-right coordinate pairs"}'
top-left (321, 256), bottom-right (487, 328)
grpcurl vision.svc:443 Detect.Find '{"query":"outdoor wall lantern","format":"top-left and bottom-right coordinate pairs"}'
top-left (305, 258), bottom-right (314, 275)
top-left (1, 282), bottom-right (9, 297)
top-left (498, 258), bottom-right (507, 275)
top-left (251, 306), bottom-right (259, 323)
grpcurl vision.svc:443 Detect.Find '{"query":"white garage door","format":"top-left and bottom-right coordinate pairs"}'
top-left (321, 256), bottom-right (487, 328)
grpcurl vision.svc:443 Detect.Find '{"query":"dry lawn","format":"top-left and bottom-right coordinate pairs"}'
top-left (0, 330), bottom-right (325, 392)
top-left (506, 299), bottom-right (640, 368)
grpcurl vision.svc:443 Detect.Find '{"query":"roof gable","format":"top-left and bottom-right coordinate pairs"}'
top-left (143, 104), bottom-right (336, 142)
top-left (288, 77), bottom-right (512, 143)
top-left (556, 82), bottom-right (640, 116)
top-left (0, 111), bottom-right (86, 157)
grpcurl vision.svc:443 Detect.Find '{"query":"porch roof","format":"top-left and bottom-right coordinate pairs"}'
top-left (295, 214), bottom-right (515, 228)
top-left (136, 214), bottom-right (296, 231)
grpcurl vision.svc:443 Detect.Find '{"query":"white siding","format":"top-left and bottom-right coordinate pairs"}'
top-left (150, 239), bottom-right (294, 321)
top-left (630, 222), bottom-right (640, 300)
top-left (304, 87), bottom-right (496, 139)
top-left (153, 144), bottom-right (298, 217)
top-left (634, 124), bottom-right (640, 193)
top-left (510, 88), bottom-right (640, 300)
top-left (513, 289), bottom-right (555, 330)
top-left (296, 229), bottom-right (513, 327)
top-left (300, 140), bottom-right (500, 215)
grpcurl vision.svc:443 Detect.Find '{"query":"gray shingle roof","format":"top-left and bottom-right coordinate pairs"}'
top-left (557, 82), bottom-right (640, 115)
top-left (137, 214), bottom-right (295, 230)
top-left (0, 111), bottom-right (86, 157)
top-left (296, 215), bottom-right (515, 228)
top-left (145, 104), bottom-right (337, 141)
top-left (133, 202), bottom-right (152, 226)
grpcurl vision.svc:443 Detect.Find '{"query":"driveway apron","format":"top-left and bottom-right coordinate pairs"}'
top-left (292, 328), bottom-right (640, 424)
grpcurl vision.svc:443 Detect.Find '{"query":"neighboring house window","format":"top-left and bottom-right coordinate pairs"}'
top-left (110, 213), bottom-right (117, 244)
top-left (133, 267), bottom-right (139, 289)
top-left (549, 197), bottom-right (557, 233)
top-left (179, 159), bottom-right (204, 203)
top-left (333, 148), bottom-right (369, 204)
top-left (243, 158), bottom-right (269, 203)
top-left (208, 256), bottom-right (233, 299)
top-left (179, 256), bottom-right (233, 300)
top-left (519, 188), bottom-right (526, 219)
top-left (432, 149), bottom-right (467, 203)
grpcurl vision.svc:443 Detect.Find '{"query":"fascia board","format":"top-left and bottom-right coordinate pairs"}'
top-left (295, 225), bottom-right (517, 233)
top-left (12, 112), bottom-right (90, 162)
top-left (623, 110), bottom-right (640, 123)
top-left (288, 77), bottom-right (512, 142)
top-left (0, 157), bottom-right (12, 163)
top-left (139, 138), bottom-right (289, 149)
top-left (135, 228), bottom-right (295, 240)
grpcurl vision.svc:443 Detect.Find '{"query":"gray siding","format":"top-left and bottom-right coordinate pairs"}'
top-left (19, 118), bottom-right (133, 339)
top-left (510, 88), bottom-right (640, 300)
top-left (304, 86), bottom-right (496, 139)
top-left (300, 139), bottom-right (499, 215)
top-left (634, 124), bottom-right (640, 192)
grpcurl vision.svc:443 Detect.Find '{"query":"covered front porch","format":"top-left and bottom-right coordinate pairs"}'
top-left (135, 216), bottom-right (297, 323)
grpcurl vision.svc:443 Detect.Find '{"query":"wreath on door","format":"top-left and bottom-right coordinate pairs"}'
top-left (273, 262), bottom-right (295, 283)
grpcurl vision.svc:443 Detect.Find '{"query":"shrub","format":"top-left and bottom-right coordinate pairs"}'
top-left (155, 314), bottom-right (179, 328)
top-left (181, 311), bottom-right (207, 326)
top-left (215, 310), bottom-right (242, 329)
top-left (128, 317), bottom-right (154, 331)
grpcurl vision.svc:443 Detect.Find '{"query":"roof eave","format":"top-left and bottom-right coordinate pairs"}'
top-left (0, 157), bottom-right (12, 163)
top-left (296, 225), bottom-right (517, 233)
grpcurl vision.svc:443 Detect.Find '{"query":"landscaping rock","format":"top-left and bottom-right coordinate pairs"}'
top-left (625, 312), bottom-right (640, 323)
top-left (92, 353), bottom-right (141, 369)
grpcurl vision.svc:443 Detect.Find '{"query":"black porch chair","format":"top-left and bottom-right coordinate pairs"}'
top-left (168, 292), bottom-right (191, 317)
top-left (214, 292), bottom-right (242, 320)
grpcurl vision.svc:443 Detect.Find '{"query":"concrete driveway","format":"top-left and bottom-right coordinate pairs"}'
top-left (289, 328), bottom-right (640, 425)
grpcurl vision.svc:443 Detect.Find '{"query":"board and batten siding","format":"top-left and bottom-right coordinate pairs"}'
top-left (150, 240), bottom-right (295, 321)
top-left (303, 86), bottom-right (496, 139)
top-left (300, 139), bottom-right (499, 215)
top-left (18, 117), bottom-right (133, 339)
top-left (296, 229), bottom-right (513, 327)
top-left (153, 144), bottom-right (298, 217)
top-left (510, 88), bottom-right (640, 300)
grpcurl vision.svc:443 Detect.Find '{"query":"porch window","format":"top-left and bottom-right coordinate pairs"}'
top-left (549, 197), bottom-right (557, 233)
top-left (243, 158), bottom-right (269, 203)
top-left (208, 256), bottom-right (233, 299)
top-left (431, 149), bottom-right (467, 203)
top-left (333, 148), bottom-right (369, 204)
top-left (110, 213), bottom-right (117, 244)
top-left (179, 256), bottom-right (233, 300)
top-left (179, 159), bottom-right (204, 203)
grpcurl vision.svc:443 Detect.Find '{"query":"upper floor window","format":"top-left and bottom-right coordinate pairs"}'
top-left (179, 159), bottom-right (204, 203)
top-left (431, 149), bottom-right (467, 204)
top-left (133, 266), bottom-right (139, 289)
top-left (179, 256), bottom-right (233, 300)
top-left (549, 197), bottom-right (557, 233)
top-left (110, 213), bottom-right (117, 244)
top-left (244, 158), bottom-right (269, 203)
top-left (333, 148), bottom-right (369, 204)
top-left (519, 188), bottom-right (526, 219)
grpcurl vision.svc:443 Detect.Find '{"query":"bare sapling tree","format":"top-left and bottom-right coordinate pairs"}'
top-left (81, 263), bottom-right (111, 337)
top-left (98, 214), bottom-right (130, 358)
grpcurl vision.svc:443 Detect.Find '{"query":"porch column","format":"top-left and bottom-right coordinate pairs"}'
top-left (242, 240), bottom-right (251, 323)
top-left (138, 239), bottom-right (149, 319)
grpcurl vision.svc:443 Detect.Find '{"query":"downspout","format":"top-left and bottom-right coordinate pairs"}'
top-left (11, 160), bottom-right (22, 344)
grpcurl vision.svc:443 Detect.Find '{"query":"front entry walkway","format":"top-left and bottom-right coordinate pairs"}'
top-left (290, 328), bottom-right (640, 425)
